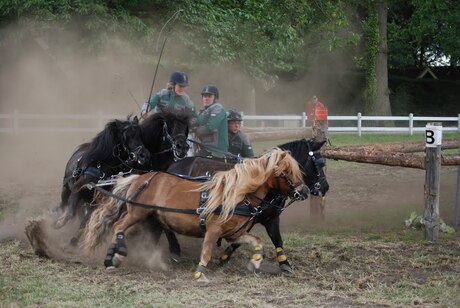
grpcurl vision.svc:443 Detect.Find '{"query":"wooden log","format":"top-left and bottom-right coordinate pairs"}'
top-left (324, 138), bottom-right (459, 153)
top-left (322, 149), bottom-right (460, 169)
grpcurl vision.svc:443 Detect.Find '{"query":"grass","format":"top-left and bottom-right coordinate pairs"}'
top-left (1, 228), bottom-right (459, 307)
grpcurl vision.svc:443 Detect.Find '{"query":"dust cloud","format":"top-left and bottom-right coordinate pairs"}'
top-left (3, 19), bottom-right (429, 266)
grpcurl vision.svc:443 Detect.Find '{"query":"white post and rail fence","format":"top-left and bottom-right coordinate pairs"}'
top-left (1, 111), bottom-right (459, 135)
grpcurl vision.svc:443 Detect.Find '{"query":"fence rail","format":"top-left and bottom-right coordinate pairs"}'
top-left (1, 111), bottom-right (459, 135)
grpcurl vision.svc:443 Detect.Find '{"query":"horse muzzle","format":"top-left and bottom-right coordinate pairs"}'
top-left (291, 185), bottom-right (310, 201)
top-left (130, 147), bottom-right (151, 166)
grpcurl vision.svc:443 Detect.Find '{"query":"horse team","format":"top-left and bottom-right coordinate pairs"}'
top-left (53, 111), bottom-right (329, 284)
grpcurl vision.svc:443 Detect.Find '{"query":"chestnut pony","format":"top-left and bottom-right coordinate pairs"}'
top-left (83, 148), bottom-right (309, 284)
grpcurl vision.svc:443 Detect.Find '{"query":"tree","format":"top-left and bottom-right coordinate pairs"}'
top-left (375, 0), bottom-right (391, 116)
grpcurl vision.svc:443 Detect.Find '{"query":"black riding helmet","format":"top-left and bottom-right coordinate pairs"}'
top-left (201, 85), bottom-right (219, 99)
top-left (170, 71), bottom-right (189, 86)
top-left (227, 109), bottom-right (242, 121)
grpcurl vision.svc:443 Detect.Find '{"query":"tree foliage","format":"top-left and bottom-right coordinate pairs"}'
top-left (388, 0), bottom-right (460, 67)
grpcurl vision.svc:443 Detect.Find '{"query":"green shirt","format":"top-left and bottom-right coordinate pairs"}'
top-left (228, 131), bottom-right (254, 158)
top-left (195, 102), bottom-right (228, 153)
top-left (148, 88), bottom-right (196, 118)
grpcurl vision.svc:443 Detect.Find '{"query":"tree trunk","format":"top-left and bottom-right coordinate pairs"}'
top-left (375, 0), bottom-right (392, 118)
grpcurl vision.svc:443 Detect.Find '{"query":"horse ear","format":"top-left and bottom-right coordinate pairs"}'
top-left (317, 140), bottom-right (327, 149)
top-left (133, 116), bottom-right (139, 124)
top-left (309, 138), bottom-right (327, 151)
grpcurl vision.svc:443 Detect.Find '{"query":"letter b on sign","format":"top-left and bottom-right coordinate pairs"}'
top-left (425, 124), bottom-right (442, 148)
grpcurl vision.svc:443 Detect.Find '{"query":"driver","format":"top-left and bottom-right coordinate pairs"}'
top-left (227, 109), bottom-right (254, 158)
top-left (141, 71), bottom-right (197, 122)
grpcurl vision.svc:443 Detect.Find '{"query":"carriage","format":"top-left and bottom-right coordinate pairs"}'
top-left (27, 111), bottom-right (329, 285)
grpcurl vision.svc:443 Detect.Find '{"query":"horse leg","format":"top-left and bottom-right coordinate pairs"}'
top-left (70, 204), bottom-right (95, 246)
top-left (145, 217), bottom-right (181, 262)
top-left (219, 243), bottom-right (241, 265)
top-left (194, 228), bottom-right (221, 285)
top-left (105, 211), bottom-right (145, 270)
top-left (164, 230), bottom-right (181, 262)
top-left (53, 192), bottom-right (79, 229)
top-left (262, 216), bottom-right (293, 273)
top-left (231, 233), bottom-right (264, 273)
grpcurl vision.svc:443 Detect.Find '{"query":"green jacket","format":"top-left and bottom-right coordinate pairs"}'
top-left (228, 131), bottom-right (254, 158)
top-left (147, 88), bottom-right (197, 119)
top-left (195, 102), bottom-right (228, 154)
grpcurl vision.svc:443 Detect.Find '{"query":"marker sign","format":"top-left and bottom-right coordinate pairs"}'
top-left (425, 124), bottom-right (442, 148)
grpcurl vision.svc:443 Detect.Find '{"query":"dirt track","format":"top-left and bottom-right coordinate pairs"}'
top-left (1, 132), bottom-right (458, 263)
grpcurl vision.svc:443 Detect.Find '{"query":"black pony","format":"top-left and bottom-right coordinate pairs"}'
top-left (163, 138), bottom-right (329, 272)
top-left (140, 112), bottom-right (190, 170)
top-left (54, 112), bottom-right (190, 235)
top-left (54, 116), bottom-right (150, 230)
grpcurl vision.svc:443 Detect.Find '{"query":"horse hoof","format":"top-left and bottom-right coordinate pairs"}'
top-left (169, 253), bottom-right (181, 263)
top-left (53, 217), bottom-right (68, 229)
top-left (196, 273), bottom-right (210, 286)
top-left (246, 258), bottom-right (261, 273)
top-left (280, 264), bottom-right (294, 274)
top-left (105, 266), bottom-right (117, 273)
top-left (112, 253), bottom-right (125, 268)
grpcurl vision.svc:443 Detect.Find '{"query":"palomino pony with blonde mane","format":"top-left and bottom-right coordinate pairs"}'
top-left (83, 148), bottom-right (309, 284)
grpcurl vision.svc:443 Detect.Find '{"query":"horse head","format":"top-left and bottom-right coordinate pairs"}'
top-left (278, 138), bottom-right (329, 197)
top-left (161, 112), bottom-right (190, 161)
top-left (267, 149), bottom-right (310, 201)
top-left (301, 139), bottom-right (329, 197)
top-left (141, 112), bottom-right (190, 167)
top-left (117, 116), bottom-right (151, 167)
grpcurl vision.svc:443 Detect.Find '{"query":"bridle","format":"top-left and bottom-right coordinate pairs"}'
top-left (114, 121), bottom-right (147, 166)
top-left (150, 121), bottom-right (189, 161)
top-left (304, 143), bottom-right (327, 196)
top-left (273, 165), bottom-right (309, 202)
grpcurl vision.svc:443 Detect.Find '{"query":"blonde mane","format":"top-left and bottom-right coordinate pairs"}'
top-left (199, 148), bottom-right (303, 222)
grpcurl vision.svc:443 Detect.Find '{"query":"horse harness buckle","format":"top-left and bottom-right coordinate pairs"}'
top-left (197, 190), bottom-right (209, 236)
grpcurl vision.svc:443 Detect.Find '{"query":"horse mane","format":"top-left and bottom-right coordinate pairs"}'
top-left (81, 118), bottom-right (130, 166)
top-left (200, 148), bottom-right (303, 222)
top-left (140, 111), bottom-right (190, 151)
top-left (278, 138), bottom-right (311, 156)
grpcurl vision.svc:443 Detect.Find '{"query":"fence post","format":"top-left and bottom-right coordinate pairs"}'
top-left (302, 112), bottom-right (306, 128)
top-left (454, 139), bottom-right (460, 227)
top-left (409, 113), bottom-right (414, 135)
top-left (357, 112), bottom-right (362, 137)
top-left (241, 111), bottom-right (244, 127)
top-left (458, 114), bottom-right (460, 132)
top-left (423, 122), bottom-right (442, 241)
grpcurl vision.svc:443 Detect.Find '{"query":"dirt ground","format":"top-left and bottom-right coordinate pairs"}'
top-left (1, 133), bottom-right (458, 255)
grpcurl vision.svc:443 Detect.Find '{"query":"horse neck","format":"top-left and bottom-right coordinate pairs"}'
top-left (246, 175), bottom-right (274, 206)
